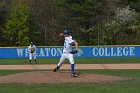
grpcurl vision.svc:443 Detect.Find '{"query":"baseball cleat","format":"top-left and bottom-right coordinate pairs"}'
top-left (53, 66), bottom-right (60, 72)
top-left (71, 73), bottom-right (77, 77)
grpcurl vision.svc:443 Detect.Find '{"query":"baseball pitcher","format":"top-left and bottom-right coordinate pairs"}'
top-left (53, 29), bottom-right (78, 77)
top-left (28, 42), bottom-right (37, 64)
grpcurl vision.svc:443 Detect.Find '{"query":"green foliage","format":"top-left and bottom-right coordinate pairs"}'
top-left (128, 0), bottom-right (140, 12)
top-left (0, 1), bottom-right (8, 46)
top-left (55, 0), bottom-right (104, 45)
top-left (5, 0), bottom-right (31, 46)
top-left (105, 6), bottom-right (138, 44)
top-left (0, 0), bottom-right (140, 46)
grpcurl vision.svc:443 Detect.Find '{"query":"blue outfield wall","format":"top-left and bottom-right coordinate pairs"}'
top-left (0, 46), bottom-right (139, 58)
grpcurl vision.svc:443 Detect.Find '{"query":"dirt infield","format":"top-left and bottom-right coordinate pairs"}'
top-left (0, 71), bottom-right (131, 84)
top-left (0, 64), bottom-right (140, 70)
top-left (0, 64), bottom-right (136, 84)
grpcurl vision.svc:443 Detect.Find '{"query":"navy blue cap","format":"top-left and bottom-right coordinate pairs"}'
top-left (63, 29), bottom-right (70, 35)
top-left (30, 42), bottom-right (33, 44)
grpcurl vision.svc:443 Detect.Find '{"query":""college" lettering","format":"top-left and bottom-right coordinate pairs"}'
top-left (93, 47), bottom-right (135, 57)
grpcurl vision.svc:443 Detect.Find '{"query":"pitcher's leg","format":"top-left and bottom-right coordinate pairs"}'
top-left (53, 54), bottom-right (66, 72)
top-left (58, 56), bottom-right (66, 67)
top-left (68, 54), bottom-right (77, 77)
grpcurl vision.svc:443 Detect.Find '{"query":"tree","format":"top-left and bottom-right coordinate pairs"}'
top-left (105, 6), bottom-right (138, 45)
top-left (5, 0), bottom-right (31, 46)
top-left (128, 0), bottom-right (140, 12)
top-left (0, 0), bottom-right (11, 46)
top-left (55, 0), bottom-right (104, 45)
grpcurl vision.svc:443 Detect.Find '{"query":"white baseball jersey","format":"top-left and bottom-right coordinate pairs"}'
top-left (57, 36), bottom-right (75, 66)
top-left (28, 45), bottom-right (36, 53)
top-left (63, 36), bottom-right (75, 53)
top-left (28, 45), bottom-right (36, 60)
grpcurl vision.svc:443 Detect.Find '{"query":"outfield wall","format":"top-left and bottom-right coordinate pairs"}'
top-left (0, 46), bottom-right (139, 58)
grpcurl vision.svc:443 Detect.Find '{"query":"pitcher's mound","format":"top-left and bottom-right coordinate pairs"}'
top-left (0, 71), bottom-right (131, 84)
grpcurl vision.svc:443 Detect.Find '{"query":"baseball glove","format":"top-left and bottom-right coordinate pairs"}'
top-left (31, 49), bottom-right (35, 53)
top-left (69, 50), bottom-right (78, 54)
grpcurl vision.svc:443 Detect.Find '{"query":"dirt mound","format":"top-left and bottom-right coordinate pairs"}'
top-left (0, 71), bottom-right (131, 84)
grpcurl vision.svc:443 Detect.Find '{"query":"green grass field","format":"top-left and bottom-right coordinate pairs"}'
top-left (0, 70), bottom-right (140, 93)
top-left (0, 58), bottom-right (139, 93)
top-left (0, 57), bottom-right (139, 65)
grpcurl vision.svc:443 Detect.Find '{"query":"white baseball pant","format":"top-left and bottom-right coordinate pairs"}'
top-left (29, 52), bottom-right (36, 60)
top-left (58, 52), bottom-right (74, 67)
